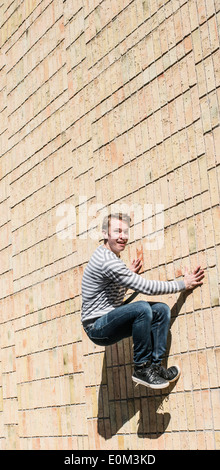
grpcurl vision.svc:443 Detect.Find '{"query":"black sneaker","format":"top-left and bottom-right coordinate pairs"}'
top-left (132, 363), bottom-right (169, 389)
top-left (152, 364), bottom-right (181, 383)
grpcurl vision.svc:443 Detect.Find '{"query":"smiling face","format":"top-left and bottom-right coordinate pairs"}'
top-left (103, 217), bottom-right (129, 256)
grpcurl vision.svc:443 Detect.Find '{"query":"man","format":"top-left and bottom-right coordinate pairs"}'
top-left (81, 213), bottom-right (204, 389)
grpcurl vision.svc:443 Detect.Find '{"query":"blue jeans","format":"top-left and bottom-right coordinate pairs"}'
top-left (84, 300), bottom-right (171, 366)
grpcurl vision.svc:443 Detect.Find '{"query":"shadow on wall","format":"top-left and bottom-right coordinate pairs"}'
top-left (96, 292), bottom-right (188, 440)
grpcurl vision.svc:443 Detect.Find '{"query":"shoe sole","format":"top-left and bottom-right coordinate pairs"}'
top-left (132, 376), bottom-right (169, 389)
top-left (168, 365), bottom-right (181, 383)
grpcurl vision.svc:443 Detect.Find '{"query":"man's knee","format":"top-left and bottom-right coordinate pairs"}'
top-left (132, 300), bottom-right (153, 324)
top-left (135, 300), bottom-right (153, 318)
top-left (157, 302), bottom-right (171, 321)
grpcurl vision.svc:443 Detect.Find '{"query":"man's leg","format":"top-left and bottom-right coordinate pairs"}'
top-left (84, 301), bottom-right (169, 389)
top-left (84, 300), bottom-right (153, 364)
top-left (149, 302), bottom-right (171, 365)
top-left (149, 302), bottom-right (181, 383)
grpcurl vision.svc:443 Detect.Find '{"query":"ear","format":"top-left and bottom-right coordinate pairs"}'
top-left (102, 230), bottom-right (108, 241)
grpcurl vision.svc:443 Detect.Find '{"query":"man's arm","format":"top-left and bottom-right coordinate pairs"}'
top-left (103, 254), bottom-right (184, 295)
top-left (129, 258), bottom-right (204, 292)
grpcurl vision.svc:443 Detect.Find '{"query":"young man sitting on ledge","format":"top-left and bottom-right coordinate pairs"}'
top-left (81, 213), bottom-right (204, 389)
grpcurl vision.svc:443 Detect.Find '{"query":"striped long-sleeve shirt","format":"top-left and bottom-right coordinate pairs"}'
top-left (81, 245), bottom-right (186, 325)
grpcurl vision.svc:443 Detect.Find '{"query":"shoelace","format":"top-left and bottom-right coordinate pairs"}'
top-left (143, 366), bottom-right (163, 382)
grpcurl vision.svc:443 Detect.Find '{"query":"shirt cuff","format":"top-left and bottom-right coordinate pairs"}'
top-left (177, 280), bottom-right (186, 291)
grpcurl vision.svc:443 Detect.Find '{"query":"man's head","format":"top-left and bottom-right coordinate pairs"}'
top-left (102, 213), bottom-right (131, 256)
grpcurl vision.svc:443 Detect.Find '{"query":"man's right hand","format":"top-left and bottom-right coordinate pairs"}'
top-left (130, 258), bottom-right (143, 274)
top-left (184, 266), bottom-right (205, 290)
